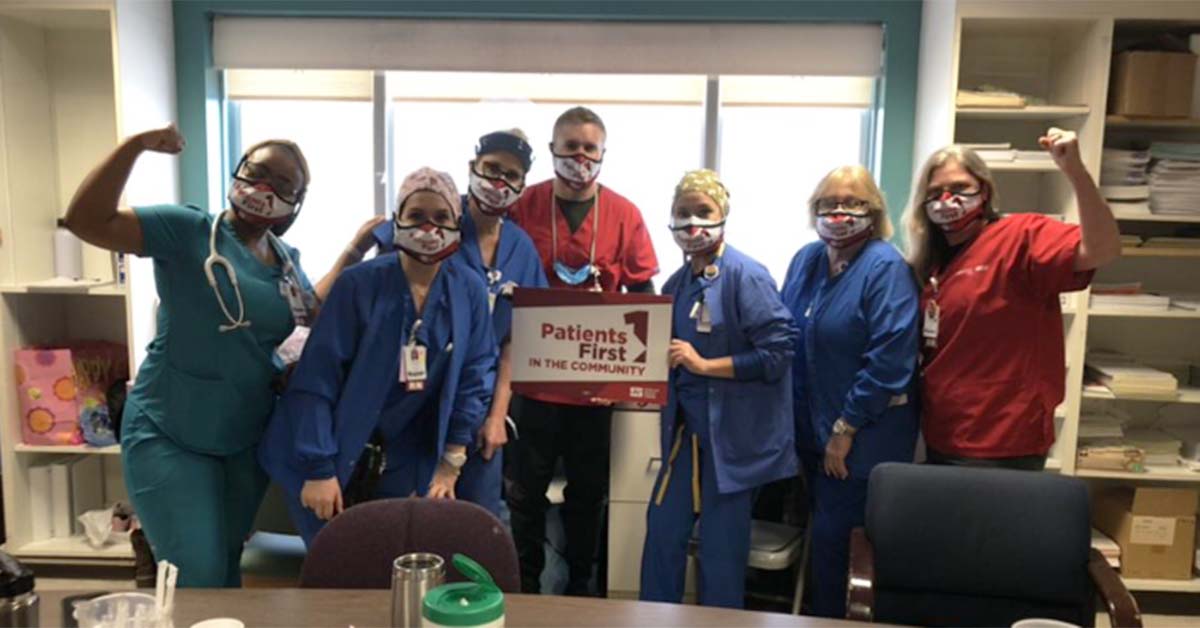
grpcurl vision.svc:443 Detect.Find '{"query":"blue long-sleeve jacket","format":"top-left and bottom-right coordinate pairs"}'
top-left (661, 244), bottom-right (799, 494)
top-left (780, 240), bottom-right (919, 479)
top-left (258, 253), bottom-right (497, 496)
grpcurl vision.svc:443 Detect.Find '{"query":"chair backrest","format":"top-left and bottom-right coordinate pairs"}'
top-left (299, 498), bottom-right (520, 592)
top-left (865, 463), bottom-right (1094, 627)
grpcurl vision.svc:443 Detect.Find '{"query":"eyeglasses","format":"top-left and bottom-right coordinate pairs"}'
top-left (476, 161), bottom-right (525, 187)
top-left (814, 197), bottom-right (871, 213)
top-left (236, 161), bottom-right (302, 203)
top-left (924, 184), bottom-right (981, 203)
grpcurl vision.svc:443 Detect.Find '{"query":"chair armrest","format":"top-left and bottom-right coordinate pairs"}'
top-left (1088, 548), bottom-right (1142, 628)
top-left (846, 527), bottom-right (875, 622)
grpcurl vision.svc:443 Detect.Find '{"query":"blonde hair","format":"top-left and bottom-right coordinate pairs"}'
top-left (902, 145), bottom-right (1000, 283)
top-left (808, 165), bottom-right (893, 240)
top-left (241, 139), bottom-right (311, 190)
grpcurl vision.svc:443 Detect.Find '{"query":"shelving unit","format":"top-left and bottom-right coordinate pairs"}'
top-left (1106, 115), bottom-right (1200, 130)
top-left (0, 2), bottom-right (177, 569)
top-left (985, 161), bottom-right (1060, 172)
top-left (915, 0), bottom-right (1200, 598)
top-left (957, 105), bottom-right (1091, 120)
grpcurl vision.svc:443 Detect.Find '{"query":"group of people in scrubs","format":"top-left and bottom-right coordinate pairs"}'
top-left (66, 102), bottom-right (1120, 618)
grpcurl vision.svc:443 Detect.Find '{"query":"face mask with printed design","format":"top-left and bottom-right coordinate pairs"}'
top-left (552, 152), bottom-right (603, 190)
top-left (670, 216), bottom-right (725, 255)
top-left (393, 220), bottom-right (462, 265)
top-left (816, 210), bottom-right (874, 248)
top-left (468, 169), bottom-right (523, 216)
top-left (924, 190), bottom-right (985, 233)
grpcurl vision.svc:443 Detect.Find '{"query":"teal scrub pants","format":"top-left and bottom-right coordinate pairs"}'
top-left (121, 406), bottom-right (268, 588)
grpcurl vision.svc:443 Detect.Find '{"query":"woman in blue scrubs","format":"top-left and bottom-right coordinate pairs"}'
top-left (450, 130), bottom-right (548, 516)
top-left (639, 169), bottom-right (798, 608)
top-left (780, 165), bottom-right (920, 618)
top-left (64, 125), bottom-right (380, 587)
top-left (259, 167), bottom-right (497, 545)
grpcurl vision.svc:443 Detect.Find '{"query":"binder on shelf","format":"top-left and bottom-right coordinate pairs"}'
top-left (28, 466), bottom-right (53, 542)
top-left (49, 461), bottom-right (72, 539)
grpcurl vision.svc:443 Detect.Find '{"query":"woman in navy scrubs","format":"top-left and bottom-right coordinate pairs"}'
top-left (639, 169), bottom-right (798, 608)
top-left (259, 168), bottom-right (497, 545)
top-left (780, 165), bottom-right (920, 618)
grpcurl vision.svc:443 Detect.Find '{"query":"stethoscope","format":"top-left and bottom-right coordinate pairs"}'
top-left (204, 210), bottom-right (302, 333)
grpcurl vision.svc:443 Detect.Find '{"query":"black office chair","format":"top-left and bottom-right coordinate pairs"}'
top-left (846, 463), bottom-right (1141, 627)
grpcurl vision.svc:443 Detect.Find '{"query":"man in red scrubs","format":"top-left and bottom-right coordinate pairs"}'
top-left (507, 106), bottom-right (659, 595)
top-left (905, 129), bottom-right (1121, 470)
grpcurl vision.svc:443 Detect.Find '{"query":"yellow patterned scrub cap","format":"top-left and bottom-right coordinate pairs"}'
top-left (674, 168), bottom-right (730, 215)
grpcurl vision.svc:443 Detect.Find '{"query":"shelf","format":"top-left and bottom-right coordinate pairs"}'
top-left (1112, 212), bottom-right (1200, 224)
top-left (13, 443), bottom-right (120, 455)
top-left (1107, 115), bottom-right (1200, 130)
top-left (1082, 386), bottom-right (1200, 404)
top-left (986, 161), bottom-right (1058, 172)
top-left (1088, 307), bottom-right (1200, 319)
top-left (957, 105), bottom-right (1090, 119)
top-left (1121, 576), bottom-right (1200, 593)
top-left (1045, 458), bottom-right (1062, 471)
top-left (1076, 464), bottom-right (1200, 483)
top-left (0, 281), bottom-right (125, 296)
top-left (12, 536), bottom-right (133, 561)
top-left (1121, 246), bottom-right (1200, 258)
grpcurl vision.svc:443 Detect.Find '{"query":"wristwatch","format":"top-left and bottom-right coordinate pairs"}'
top-left (832, 418), bottom-right (858, 437)
top-left (442, 451), bottom-right (468, 473)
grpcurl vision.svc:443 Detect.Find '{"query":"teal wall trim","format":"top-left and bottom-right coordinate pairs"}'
top-left (173, 1), bottom-right (921, 229)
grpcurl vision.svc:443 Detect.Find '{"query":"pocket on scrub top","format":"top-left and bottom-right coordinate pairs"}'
top-left (162, 366), bottom-right (259, 455)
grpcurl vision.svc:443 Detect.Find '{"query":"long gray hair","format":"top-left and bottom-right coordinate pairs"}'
top-left (902, 145), bottom-right (1000, 283)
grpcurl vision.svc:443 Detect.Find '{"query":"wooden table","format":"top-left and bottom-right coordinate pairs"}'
top-left (40, 589), bottom-right (876, 627)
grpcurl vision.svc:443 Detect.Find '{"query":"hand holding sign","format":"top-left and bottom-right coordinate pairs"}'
top-left (669, 339), bottom-right (709, 375)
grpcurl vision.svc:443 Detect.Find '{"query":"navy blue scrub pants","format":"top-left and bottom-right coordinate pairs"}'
top-left (640, 427), bottom-right (753, 608)
top-left (803, 456), bottom-right (869, 618)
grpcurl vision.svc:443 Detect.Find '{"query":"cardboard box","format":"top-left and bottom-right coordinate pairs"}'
top-left (1109, 51), bottom-right (1197, 118)
top-left (1093, 487), bottom-right (1199, 580)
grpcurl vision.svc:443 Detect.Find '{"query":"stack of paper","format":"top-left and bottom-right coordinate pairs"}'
top-left (1119, 234), bottom-right (1144, 247)
top-left (957, 88), bottom-right (1026, 108)
top-left (1144, 237), bottom-right (1200, 249)
top-left (1168, 294), bottom-right (1200, 311)
top-left (1102, 149), bottom-right (1151, 186)
top-left (1124, 429), bottom-right (1183, 465)
top-left (1078, 411), bottom-right (1126, 441)
top-left (1090, 282), bottom-right (1171, 311)
top-left (1015, 150), bottom-right (1054, 163)
top-left (1092, 528), bottom-right (1122, 569)
top-left (1149, 143), bottom-right (1200, 216)
top-left (1086, 353), bottom-right (1179, 397)
top-left (961, 142), bottom-right (1012, 151)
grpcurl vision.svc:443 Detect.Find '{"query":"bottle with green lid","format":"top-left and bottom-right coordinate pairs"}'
top-left (421, 554), bottom-right (504, 628)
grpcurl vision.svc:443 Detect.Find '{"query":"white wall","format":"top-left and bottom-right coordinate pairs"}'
top-left (113, 0), bottom-right (178, 372)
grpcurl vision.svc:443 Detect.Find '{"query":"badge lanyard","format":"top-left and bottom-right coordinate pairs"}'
top-left (399, 319), bottom-right (428, 392)
top-left (551, 195), bottom-right (602, 292)
top-left (486, 268), bottom-right (502, 314)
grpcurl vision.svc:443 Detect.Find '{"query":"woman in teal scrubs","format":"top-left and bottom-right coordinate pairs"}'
top-left (65, 125), bottom-right (381, 587)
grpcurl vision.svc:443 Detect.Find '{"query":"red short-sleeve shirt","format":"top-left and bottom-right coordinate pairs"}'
top-left (509, 180), bottom-right (660, 404)
top-left (920, 214), bottom-right (1094, 458)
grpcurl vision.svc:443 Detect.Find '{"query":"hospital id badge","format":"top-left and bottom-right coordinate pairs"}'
top-left (690, 301), bottom-right (712, 334)
top-left (923, 301), bottom-right (940, 347)
top-left (488, 291), bottom-right (497, 314)
top-left (400, 344), bottom-right (428, 391)
top-left (280, 279), bottom-right (310, 326)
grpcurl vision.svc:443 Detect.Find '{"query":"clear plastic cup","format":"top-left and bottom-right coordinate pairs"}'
top-left (73, 592), bottom-right (172, 628)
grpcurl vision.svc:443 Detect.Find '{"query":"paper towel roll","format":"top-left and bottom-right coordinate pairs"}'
top-left (54, 218), bottom-right (83, 280)
top-left (1191, 34), bottom-right (1200, 119)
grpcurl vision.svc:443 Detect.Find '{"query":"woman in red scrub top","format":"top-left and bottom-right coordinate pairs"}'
top-left (903, 129), bottom-right (1121, 470)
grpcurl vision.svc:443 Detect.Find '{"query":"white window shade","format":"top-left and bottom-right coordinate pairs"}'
top-left (213, 17), bottom-right (883, 77)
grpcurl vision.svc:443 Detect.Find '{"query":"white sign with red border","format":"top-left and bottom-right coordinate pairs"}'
top-left (511, 288), bottom-right (673, 404)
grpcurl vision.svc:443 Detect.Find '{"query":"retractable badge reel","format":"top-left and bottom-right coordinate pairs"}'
top-left (279, 276), bottom-right (311, 326)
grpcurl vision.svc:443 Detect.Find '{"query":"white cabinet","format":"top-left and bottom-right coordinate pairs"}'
top-left (0, 0), bottom-right (176, 567)
top-left (607, 406), bottom-right (696, 599)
